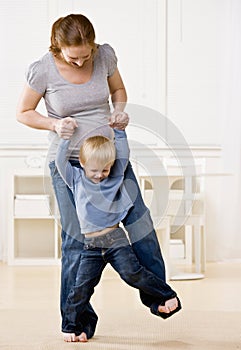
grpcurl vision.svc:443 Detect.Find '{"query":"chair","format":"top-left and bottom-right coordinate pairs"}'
top-left (132, 155), bottom-right (206, 280)
top-left (162, 157), bottom-right (206, 278)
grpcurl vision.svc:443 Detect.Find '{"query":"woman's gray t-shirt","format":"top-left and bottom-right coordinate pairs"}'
top-left (26, 44), bottom-right (116, 160)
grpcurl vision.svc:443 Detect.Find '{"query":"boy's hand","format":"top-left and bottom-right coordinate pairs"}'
top-left (54, 117), bottom-right (78, 139)
top-left (109, 111), bottom-right (129, 130)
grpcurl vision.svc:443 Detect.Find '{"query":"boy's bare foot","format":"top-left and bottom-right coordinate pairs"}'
top-left (62, 332), bottom-right (77, 342)
top-left (150, 296), bottom-right (181, 319)
top-left (78, 332), bottom-right (88, 342)
top-left (158, 297), bottom-right (178, 314)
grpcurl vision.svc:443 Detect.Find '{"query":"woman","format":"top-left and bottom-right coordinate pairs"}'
top-left (16, 14), bottom-right (178, 340)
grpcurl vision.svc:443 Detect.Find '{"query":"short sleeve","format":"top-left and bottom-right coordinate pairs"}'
top-left (25, 59), bottom-right (47, 95)
top-left (101, 44), bottom-right (118, 77)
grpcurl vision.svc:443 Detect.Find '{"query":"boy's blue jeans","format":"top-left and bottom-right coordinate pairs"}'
top-left (49, 161), bottom-right (167, 338)
top-left (62, 227), bottom-right (176, 336)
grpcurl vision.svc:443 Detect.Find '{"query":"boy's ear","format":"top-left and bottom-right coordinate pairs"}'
top-left (79, 159), bottom-right (84, 167)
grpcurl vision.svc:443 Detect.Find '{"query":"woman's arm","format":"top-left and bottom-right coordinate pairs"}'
top-left (16, 84), bottom-right (57, 130)
top-left (16, 84), bottom-right (77, 139)
top-left (108, 69), bottom-right (129, 130)
top-left (108, 68), bottom-right (127, 111)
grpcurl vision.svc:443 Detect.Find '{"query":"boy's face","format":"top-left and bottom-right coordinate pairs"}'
top-left (83, 160), bottom-right (113, 183)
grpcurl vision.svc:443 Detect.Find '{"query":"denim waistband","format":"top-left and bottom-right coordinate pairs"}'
top-left (84, 227), bottom-right (129, 249)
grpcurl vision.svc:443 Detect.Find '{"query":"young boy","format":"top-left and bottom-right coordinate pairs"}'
top-left (56, 128), bottom-right (181, 342)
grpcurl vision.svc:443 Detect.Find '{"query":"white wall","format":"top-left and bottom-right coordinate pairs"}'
top-left (0, 0), bottom-right (229, 147)
top-left (0, 0), bottom-right (51, 144)
top-left (0, 0), bottom-right (165, 145)
top-left (166, 0), bottom-right (241, 261)
top-left (166, 0), bottom-right (228, 146)
top-left (0, 0), bottom-right (240, 261)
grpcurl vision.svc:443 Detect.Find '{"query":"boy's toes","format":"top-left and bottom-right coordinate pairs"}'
top-left (157, 297), bottom-right (182, 319)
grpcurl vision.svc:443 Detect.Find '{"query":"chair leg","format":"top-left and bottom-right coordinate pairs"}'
top-left (184, 225), bottom-right (192, 265)
top-left (201, 225), bottom-right (206, 272)
top-left (194, 223), bottom-right (202, 274)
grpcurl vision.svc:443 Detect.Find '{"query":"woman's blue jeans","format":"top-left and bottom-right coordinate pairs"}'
top-left (49, 160), bottom-right (167, 338)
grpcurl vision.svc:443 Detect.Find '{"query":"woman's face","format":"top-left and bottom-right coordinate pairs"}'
top-left (61, 44), bottom-right (93, 68)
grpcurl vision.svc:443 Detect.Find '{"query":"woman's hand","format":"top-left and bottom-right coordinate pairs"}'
top-left (54, 117), bottom-right (78, 139)
top-left (109, 111), bottom-right (129, 130)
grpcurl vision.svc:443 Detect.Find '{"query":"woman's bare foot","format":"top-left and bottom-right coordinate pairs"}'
top-left (62, 331), bottom-right (88, 342)
top-left (158, 297), bottom-right (178, 314)
top-left (78, 332), bottom-right (88, 342)
top-left (62, 332), bottom-right (77, 342)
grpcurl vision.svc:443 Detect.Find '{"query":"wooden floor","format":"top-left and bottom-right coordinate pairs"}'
top-left (0, 261), bottom-right (241, 350)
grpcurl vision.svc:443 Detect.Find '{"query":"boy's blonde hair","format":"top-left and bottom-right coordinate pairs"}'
top-left (79, 135), bottom-right (116, 167)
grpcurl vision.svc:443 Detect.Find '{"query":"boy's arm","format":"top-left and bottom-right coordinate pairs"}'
top-left (55, 139), bottom-right (74, 189)
top-left (112, 129), bottom-right (129, 176)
